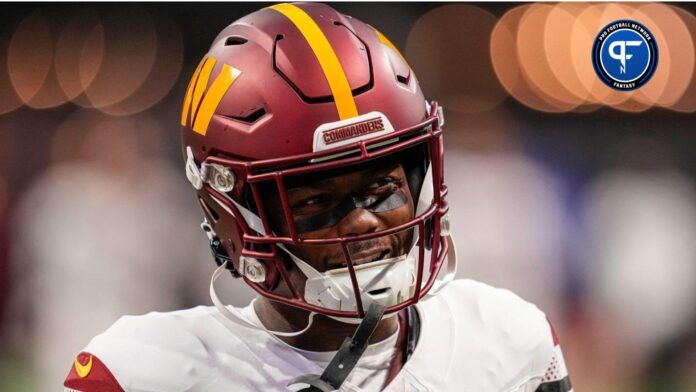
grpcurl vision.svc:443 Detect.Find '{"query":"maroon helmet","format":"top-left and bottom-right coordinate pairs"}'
top-left (181, 2), bottom-right (453, 320)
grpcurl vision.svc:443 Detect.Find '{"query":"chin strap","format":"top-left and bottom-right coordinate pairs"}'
top-left (210, 260), bottom-right (317, 337)
top-left (287, 302), bottom-right (387, 392)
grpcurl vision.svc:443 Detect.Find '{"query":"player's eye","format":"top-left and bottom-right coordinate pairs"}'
top-left (366, 176), bottom-right (402, 194)
top-left (304, 196), bottom-right (326, 206)
top-left (293, 194), bottom-right (331, 213)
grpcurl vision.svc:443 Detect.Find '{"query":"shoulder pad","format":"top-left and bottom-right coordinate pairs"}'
top-left (430, 279), bottom-right (558, 390)
top-left (77, 306), bottom-right (235, 390)
top-left (444, 279), bottom-right (550, 349)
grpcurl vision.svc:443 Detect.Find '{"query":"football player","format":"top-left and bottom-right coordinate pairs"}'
top-left (64, 3), bottom-right (571, 391)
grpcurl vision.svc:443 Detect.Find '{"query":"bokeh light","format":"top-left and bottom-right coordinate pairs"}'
top-left (80, 8), bottom-right (158, 109)
top-left (99, 14), bottom-right (183, 116)
top-left (0, 25), bottom-right (24, 115)
top-left (543, 3), bottom-right (596, 109)
top-left (54, 8), bottom-right (104, 104)
top-left (406, 5), bottom-right (506, 114)
top-left (7, 12), bottom-right (56, 107)
top-left (517, 3), bottom-right (583, 111)
top-left (633, 4), bottom-right (694, 109)
top-left (488, 2), bottom-right (696, 113)
top-left (671, 5), bottom-right (696, 113)
top-left (492, 4), bottom-right (568, 112)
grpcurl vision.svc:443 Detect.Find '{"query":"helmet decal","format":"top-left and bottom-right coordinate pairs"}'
top-left (270, 3), bottom-right (359, 120)
top-left (184, 57), bottom-right (216, 127)
top-left (180, 57), bottom-right (206, 126)
top-left (312, 111), bottom-right (394, 152)
top-left (192, 64), bottom-right (242, 135)
top-left (374, 28), bottom-right (408, 66)
top-left (181, 56), bottom-right (242, 136)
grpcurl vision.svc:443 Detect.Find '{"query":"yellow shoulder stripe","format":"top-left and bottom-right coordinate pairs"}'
top-left (270, 3), bottom-right (359, 120)
top-left (74, 355), bottom-right (93, 378)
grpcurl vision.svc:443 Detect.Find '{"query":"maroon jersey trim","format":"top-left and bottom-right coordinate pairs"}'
top-left (64, 351), bottom-right (125, 392)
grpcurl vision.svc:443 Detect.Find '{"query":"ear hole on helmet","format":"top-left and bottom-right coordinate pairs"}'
top-left (225, 36), bottom-right (248, 46)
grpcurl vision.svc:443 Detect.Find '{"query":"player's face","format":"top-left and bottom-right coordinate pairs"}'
top-left (266, 161), bottom-right (415, 273)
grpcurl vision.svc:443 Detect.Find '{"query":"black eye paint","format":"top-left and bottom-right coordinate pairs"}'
top-left (293, 190), bottom-right (408, 233)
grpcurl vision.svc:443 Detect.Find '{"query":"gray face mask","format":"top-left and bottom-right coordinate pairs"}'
top-left (293, 189), bottom-right (408, 233)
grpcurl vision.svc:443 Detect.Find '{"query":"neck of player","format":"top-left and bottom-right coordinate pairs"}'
top-left (254, 295), bottom-right (399, 352)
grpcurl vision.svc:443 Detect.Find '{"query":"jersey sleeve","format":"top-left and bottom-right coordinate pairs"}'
top-left (534, 322), bottom-right (572, 392)
top-left (63, 351), bottom-right (125, 392)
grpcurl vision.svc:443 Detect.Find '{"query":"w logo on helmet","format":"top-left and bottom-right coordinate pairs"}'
top-left (181, 56), bottom-right (242, 136)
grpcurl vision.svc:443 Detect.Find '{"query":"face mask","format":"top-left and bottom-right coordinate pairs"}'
top-left (208, 163), bottom-right (458, 331)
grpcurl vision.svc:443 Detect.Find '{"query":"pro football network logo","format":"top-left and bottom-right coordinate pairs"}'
top-left (592, 20), bottom-right (658, 91)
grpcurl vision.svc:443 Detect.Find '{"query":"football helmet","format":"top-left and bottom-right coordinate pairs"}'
top-left (181, 2), bottom-right (455, 321)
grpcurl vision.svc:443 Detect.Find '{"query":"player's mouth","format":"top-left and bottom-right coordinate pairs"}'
top-left (335, 248), bottom-right (392, 269)
top-left (318, 229), bottom-right (414, 272)
top-left (324, 238), bottom-right (397, 270)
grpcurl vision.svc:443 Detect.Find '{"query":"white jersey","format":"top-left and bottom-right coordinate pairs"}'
top-left (64, 280), bottom-right (571, 392)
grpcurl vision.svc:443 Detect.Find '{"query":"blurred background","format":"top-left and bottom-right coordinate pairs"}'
top-left (0, 2), bottom-right (694, 391)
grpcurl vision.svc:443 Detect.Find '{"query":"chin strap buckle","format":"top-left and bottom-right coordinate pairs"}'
top-left (200, 219), bottom-right (238, 275)
top-left (288, 302), bottom-right (387, 392)
top-left (186, 146), bottom-right (236, 193)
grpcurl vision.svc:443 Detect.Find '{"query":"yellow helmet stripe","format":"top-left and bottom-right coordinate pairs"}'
top-left (193, 64), bottom-right (242, 135)
top-left (270, 3), bottom-right (359, 120)
top-left (180, 57), bottom-right (206, 126)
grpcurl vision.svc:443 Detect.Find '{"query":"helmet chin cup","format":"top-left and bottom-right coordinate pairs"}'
top-left (280, 244), bottom-right (417, 324)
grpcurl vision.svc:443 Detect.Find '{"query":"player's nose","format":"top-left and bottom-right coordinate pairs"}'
top-left (336, 208), bottom-right (383, 237)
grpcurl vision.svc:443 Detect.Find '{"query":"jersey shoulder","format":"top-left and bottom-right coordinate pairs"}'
top-left (419, 279), bottom-right (561, 391)
top-left (64, 306), bottom-right (239, 391)
top-left (440, 279), bottom-right (551, 344)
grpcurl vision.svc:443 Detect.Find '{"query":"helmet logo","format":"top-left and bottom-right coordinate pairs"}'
top-left (181, 56), bottom-right (242, 136)
top-left (313, 111), bottom-right (394, 152)
top-left (322, 117), bottom-right (385, 146)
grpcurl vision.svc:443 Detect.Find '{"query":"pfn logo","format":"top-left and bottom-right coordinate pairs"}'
top-left (592, 20), bottom-right (658, 91)
top-left (608, 40), bottom-right (643, 74)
